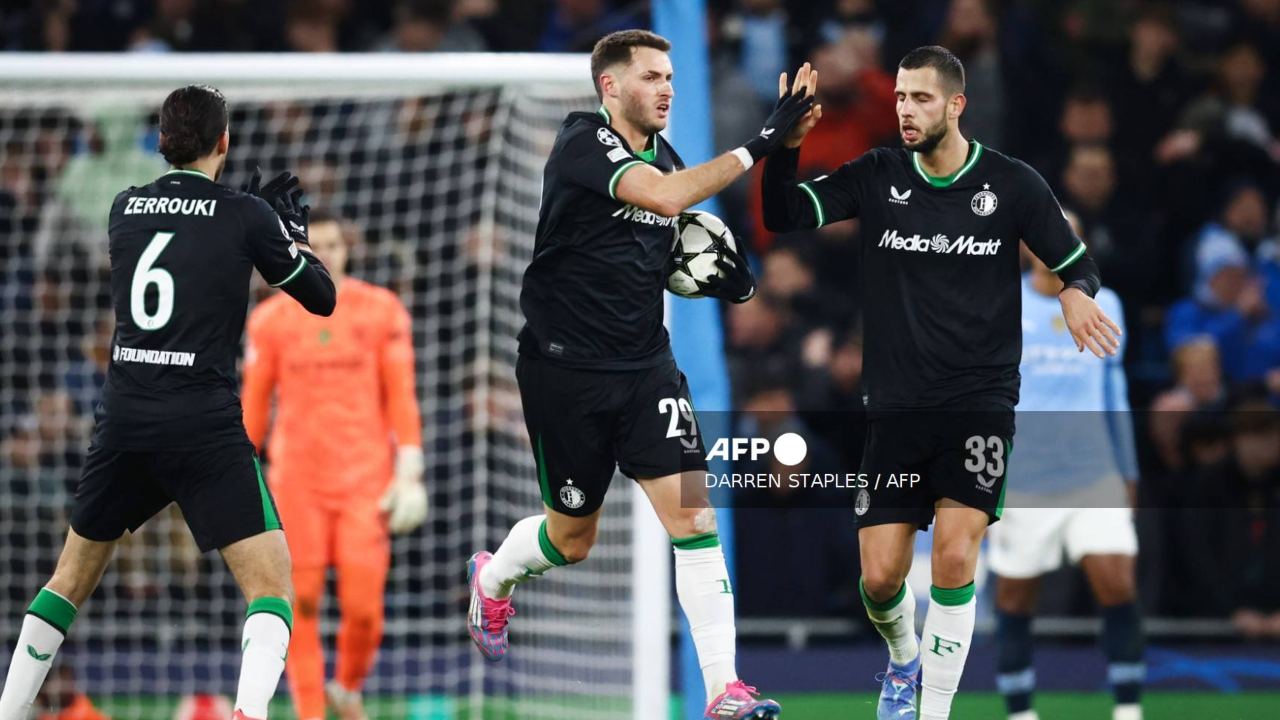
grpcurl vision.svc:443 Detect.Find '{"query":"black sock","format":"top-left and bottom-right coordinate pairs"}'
top-left (996, 610), bottom-right (1035, 714)
top-left (1101, 602), bottom-right (1145, 705)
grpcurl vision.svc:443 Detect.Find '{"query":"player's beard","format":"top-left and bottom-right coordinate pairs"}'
top-left (623, 94), bottom-right (666, 137)
top-left (904, 118), bottom-right (948, 155)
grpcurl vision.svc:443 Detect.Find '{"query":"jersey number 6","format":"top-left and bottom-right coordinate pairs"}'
top-left (131, 231), bottom-right (176, 331)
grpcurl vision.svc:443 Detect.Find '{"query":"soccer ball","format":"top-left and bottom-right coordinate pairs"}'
top-left (667, 210), bottom-right (738, 298)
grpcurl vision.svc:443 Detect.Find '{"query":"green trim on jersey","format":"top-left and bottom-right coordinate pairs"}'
top-left (859, 578), bottom-right (907, 612)
top-left (1050, 242), bottom-right (1087, 273)
top-left (930, 582), bottom-right (976, 606)
top-left (798, 182), bottom-right (825, 227)
top-left (163, 168), bottom-right (212, 180)
top-left (269, 255), bottom-right (308, 288)
top-left (254, 456), bottom-right (282, 532)
top-left (535, 435), bottom-right (553, 507)
top-left (911, 140), bottom-right (984, 188)
top-left (671, 531), bottom-right (721, 550)
top-left (27, 588), bottom-right (77, 635)
top-left (608, 160), bottom-right (644, 199)
top-left (636, 144), bottom-right (657, 163)
top-left (597, 105), bottom-right (611, 123)
top-left (538, 518), bottom-right (570, 566)
top-left (246, 596), bottom-right (294, 632)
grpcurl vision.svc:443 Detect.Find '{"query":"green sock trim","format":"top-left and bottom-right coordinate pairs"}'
top-left (671, 531), bottom-right (721, 550)
top-left (538, 519), bottom-right (570, 566)
top-left (931, 582), bottom-right (976, 606)
top-left (27, 588), bottom-right (77, 635)
top-left (859, 579), bottom-right (908, 612)
top-left (246, 596), bottom-right (294, 632)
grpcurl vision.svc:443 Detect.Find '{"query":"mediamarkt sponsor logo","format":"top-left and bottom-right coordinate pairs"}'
top-left (879, 229), bottom-right (1002, 256)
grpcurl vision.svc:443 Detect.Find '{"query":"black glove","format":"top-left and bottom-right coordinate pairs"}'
top-left (741, 91), bottom-right (816, 162)
top-left (242, 167), bottom-right (298, 210)
top-left (700, 237), bottom-right (756, 303)
top-left (274, 185), bottom-right (310, 246)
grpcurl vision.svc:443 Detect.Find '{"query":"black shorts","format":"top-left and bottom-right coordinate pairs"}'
top-left (517, 352), bottom-right (708, 517)
top-left (71, 440), bottom-right (282, 553)
top-left (855, 407), bottom-right (1015, 529)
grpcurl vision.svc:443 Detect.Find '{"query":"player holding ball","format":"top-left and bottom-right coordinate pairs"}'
top-left (466, 29), bottom-right (815, 719)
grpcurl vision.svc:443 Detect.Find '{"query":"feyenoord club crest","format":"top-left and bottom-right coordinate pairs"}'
top-left (855, 489), bottom-right (871, 516)
top-left (971, 184), bottom-right (998, 216)
top-left (560, 479), bottom-right (586, 509)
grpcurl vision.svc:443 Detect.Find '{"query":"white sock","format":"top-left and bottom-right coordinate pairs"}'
top-left (0, 588), bottom-right (76, 720)
top-left (480, 516), bottom-right (567, 599)
top-left (674, 534), bottom-right (737, 702)
top-left (920, 584), bottom-right (977, 720)
top-left (1009, 711), bottom-right (1040, 720)
top-left (1114, 704), bottom-right (1142, 720)
top-left (860, 579), bottom-right (919, 666)
top-left (234, 603), bottom-right (292, 719)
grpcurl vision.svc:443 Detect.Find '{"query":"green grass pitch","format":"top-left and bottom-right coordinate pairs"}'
top-left (97, 691), bottom-right (1280, 719)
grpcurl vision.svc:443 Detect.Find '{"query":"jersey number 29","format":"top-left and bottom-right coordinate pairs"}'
top-left (131, 231), bottom-right (176, 330)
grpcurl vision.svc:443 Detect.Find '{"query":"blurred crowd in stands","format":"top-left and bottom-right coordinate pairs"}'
top-left (2, 0), bottom-right (1280, 638)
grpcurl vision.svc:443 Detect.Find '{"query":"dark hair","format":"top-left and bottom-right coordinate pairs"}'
top-left (899, 45), bottom-right (966, 95)
top-left (158, 85), bottom-right (228, 166)
top-left (590, 30), bottom-right (671, 101)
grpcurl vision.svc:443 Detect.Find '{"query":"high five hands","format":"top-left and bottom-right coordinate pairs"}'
top-left (779, 62), bottom-right (823, 149)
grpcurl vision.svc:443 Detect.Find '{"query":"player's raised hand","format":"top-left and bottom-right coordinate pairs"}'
top-left (742, 76), bottom-right (815, 162)
top-left (273, 183), bottom-right (311, 246)
top-left (1059, 287), bottom-right (1122, 358)
top-left (780, 63), bottom-right (823, 149)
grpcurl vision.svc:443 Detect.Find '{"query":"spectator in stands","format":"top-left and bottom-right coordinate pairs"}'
top-left (31, 104), bottom-right (164, 268)
top-left (939, 0), bottom-right (1003, 148)
top-left (1059, 144), bottom-right (1162, 317)
top-left (536, 0), bottom-right (644, 53)
top-left (1188, 182), bottom-right (1272, 284)
top-left (381, 0), bottom-right (488, 52)
top-left (731, 375), bottom-right (859, 618)
top-left (1109, 5), bottom-right (1194, 203)
top-left (1176, 41), bottom-right (1278, 189)
top-left (1167, 225), bottom-right (1280, 383)
top-left (729, 0), bottom-right (791, 105)
top-left (1221, 401), bottom-right (1280, 638)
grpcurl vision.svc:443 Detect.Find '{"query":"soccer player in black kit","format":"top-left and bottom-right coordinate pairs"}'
top-left (465, 30), bottom-right (814, 718)
top-left (0, 86), bottom-right (335, 720)
top-left (761, 49), bottom-right (1122, 720)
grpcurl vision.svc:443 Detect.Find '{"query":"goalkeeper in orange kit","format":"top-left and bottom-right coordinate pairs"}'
top-left (242, 209), bottom-right (426, 720)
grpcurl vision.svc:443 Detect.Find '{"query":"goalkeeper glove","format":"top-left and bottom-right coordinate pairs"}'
top-left (380, 446), bottom-right (428, 534)
top-left (740, 91), bottom-right (816, 162)
top-left (700, 237), bottom-right (757, 303)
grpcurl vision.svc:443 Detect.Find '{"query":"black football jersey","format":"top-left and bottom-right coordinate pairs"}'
top-left (98, 168), bottom-right (323, 448)
top-left (765, 141), bottom-right (1086, 410)
top-left (519, 107), bottom-right (686, 369)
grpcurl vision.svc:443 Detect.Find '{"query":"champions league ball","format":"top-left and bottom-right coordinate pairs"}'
top-left (667, 210), bottom-right (738, 298)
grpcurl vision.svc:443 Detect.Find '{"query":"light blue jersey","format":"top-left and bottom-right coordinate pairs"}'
top-left (1011, 277), bottom-right (1137, 494)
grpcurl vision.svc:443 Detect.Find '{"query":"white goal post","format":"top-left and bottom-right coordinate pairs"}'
top-left (0, 53), bottom-right (669, 720)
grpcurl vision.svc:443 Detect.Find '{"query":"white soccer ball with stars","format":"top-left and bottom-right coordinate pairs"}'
top-left (667, 210), bottom-right (739, 298)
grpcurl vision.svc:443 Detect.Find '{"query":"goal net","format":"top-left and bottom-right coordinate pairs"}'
top-left (0, 54), bottom-right (665, 720)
